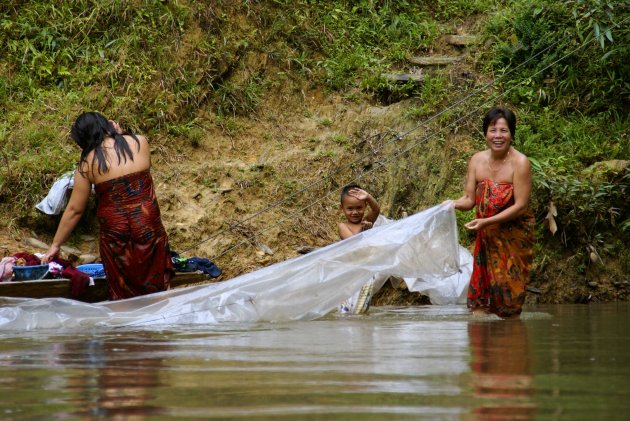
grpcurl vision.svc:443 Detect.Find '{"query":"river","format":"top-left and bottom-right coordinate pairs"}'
top-left (1, 303), bottom-right (629, 420)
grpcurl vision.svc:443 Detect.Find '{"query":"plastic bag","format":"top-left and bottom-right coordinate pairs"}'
top-left (35, 171), bottom-right (75, 215)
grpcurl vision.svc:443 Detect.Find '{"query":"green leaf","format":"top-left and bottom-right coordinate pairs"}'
top-left (605, 29), bottom-right (613, 42)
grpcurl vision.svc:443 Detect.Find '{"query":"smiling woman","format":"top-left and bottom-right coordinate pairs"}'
top-left (452, 108), bottom-right (535, 318)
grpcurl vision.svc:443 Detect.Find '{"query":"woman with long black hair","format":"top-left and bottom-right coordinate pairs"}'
top-left (42, 112), bottom-right (174, 300)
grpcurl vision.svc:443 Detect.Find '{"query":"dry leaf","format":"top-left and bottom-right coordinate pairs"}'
top-left (545, 201), bottom-right (558, 235)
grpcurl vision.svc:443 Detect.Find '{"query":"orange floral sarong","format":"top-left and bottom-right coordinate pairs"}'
top-left (467, 180), bottom-right (534, 317)
top-left (95, 169), bottom-right (174, 300)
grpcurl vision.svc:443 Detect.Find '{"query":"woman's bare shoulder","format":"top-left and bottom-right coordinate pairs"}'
top-left (123, 133), bottom-right (146, 144)
top-left (511, 149), bottom-right (531, 167)
top-left (123, 133), bottom-right (147, 153)
top-left (469, 150), bottom-right (488, 164)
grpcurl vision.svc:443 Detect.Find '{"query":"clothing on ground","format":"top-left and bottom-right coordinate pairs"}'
top-left (95, 169), bottom-right (174, 300)
top-left (171, 252), bottom-right (222, 278)
top-left (467, 180), bottom-right (534, 317)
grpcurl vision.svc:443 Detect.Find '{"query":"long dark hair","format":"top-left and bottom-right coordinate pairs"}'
top-left (71, 112), bottom-right (140, 176)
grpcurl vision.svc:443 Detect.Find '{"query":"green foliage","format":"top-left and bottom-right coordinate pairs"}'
top-left (261, 1), bottom-right (441, 91)
top-left (215, 75), bottom-right (267, 117)
top-left (433, 0), bottom-right (498, 20)
top-left (362, 74), bottom-right (422, 104)
top-left (519, 109), bottom-right (629, 167)
top-left (403, 74), bottom-right (450, 118)
top-left (485, 0), bottom-right (629, 114)
top-left (530, 156), bottom-right (629, 260)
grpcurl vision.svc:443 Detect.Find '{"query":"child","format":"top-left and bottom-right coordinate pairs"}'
top-left (338, 184), bottom-right (380, 240)
top-left (338, 184), bottom-right (381, 314)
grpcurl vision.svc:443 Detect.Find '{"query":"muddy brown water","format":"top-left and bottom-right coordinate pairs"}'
top-left (0, 303), bottom-right (629, 419)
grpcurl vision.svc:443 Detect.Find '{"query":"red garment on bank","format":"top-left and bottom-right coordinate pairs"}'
top-left (95, 169), bottom-right (174, 300)
top-left (54, 258), bottom-right (91, 298)
top-left (12, 252), bottom-right (41, 266)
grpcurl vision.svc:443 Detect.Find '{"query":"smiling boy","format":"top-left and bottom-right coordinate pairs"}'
top-left (338, 184), bottom-right (381, 240)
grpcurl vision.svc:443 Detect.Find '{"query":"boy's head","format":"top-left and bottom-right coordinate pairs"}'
top-left (340, 184), bottom-right (366, 224)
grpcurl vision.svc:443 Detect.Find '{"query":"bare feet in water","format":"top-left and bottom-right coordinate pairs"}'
top-left (472, 308), bottom-right (491, 316)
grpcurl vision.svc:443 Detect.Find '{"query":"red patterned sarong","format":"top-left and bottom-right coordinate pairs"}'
top-left (467, 180), bottom-right (534, 317)
top-left (95, 169), bottom-right (174, 300)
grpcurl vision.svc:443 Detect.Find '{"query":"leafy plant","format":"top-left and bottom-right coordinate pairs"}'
top-left (530, 156), bottom-right (629, 262)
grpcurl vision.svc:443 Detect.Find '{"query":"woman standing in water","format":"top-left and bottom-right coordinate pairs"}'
top-left (42, 112), bottom-right (174, 300)
top-left (453, 108), bottom-right (534, 318)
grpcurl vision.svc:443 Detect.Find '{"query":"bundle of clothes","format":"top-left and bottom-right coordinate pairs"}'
top-left (0, 252), bottom-right (94, 298)
top-left (1, 251), bottom-right (222, 299)
top-left (171, 252), bottom-right (222, 278)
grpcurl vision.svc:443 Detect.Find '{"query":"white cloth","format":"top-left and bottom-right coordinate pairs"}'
top-left (35, 171), bottom-right (75, 215)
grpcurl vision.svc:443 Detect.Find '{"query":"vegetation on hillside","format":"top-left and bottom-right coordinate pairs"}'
top-left (0, 0), bottom-right (628, 299)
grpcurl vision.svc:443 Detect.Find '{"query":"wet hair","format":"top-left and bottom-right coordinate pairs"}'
top-left (482, 108), bottom-right (516, 139)
top-left (340, 184), bottom-right (361, 204)
top-left (71, 111), bottom-right (140, 176)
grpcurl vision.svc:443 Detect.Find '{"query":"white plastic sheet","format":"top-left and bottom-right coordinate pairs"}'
top-left (372, 215), bottom-right (471, 305)
top-left (0, 203), bottom-right (469, 331)
top-left (404, 244), bottom-right (471, 305)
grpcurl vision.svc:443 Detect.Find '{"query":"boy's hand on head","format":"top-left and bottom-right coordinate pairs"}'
top-left (348, 188), bottom-right (369, 201)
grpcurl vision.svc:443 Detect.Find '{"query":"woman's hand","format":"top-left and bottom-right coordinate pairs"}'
top-left (41, 244), bottom-right (61, 264)
top-left (108, 120), bottom-right (122, 134)
top-left (441, 199), bottom-right (455, 211)
top-left (464, 218), bottom-right (486, 232)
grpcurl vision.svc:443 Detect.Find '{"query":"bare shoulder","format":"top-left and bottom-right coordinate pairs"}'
top-left (468, 150), bottom-right (487, 170)
top-left (511, 149), bottom-right (531, 169)
top-left (470, 150), bottom-right (487, 163)
top-left (125, 134), bottom-right (148, 154)
top-left (126, 133), bottom-right (147, 145)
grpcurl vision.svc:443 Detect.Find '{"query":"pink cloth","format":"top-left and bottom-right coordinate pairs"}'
top-left (0, 257), bottom-right (16, 282)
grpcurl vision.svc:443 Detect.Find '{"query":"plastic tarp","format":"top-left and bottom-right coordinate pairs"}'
top-left (372, 215), bottom-right (471, 305)
top-left (0, 203), bottom-right (470, 331)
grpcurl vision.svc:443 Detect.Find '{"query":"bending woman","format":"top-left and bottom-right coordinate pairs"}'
top-left (453, 108), bottom-right (534, 318)
top-left (42, 112), bottom-right (174, 300)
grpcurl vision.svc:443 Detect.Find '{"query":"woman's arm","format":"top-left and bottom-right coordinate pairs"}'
top-left (41, 169), bottom-right (92, 263)
top-left (454, 154), bottom-right (479, 211)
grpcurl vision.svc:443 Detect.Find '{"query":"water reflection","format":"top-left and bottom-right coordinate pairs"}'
top-left (468, 320), bottom-right (536, 420)
top-left (60, 336), bottom-right (166, 419)
top-left (2, 304), bottom-right (629, 419)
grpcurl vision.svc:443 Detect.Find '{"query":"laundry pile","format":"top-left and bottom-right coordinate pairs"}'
top-left (0, 251), bottom-right (93, 297)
